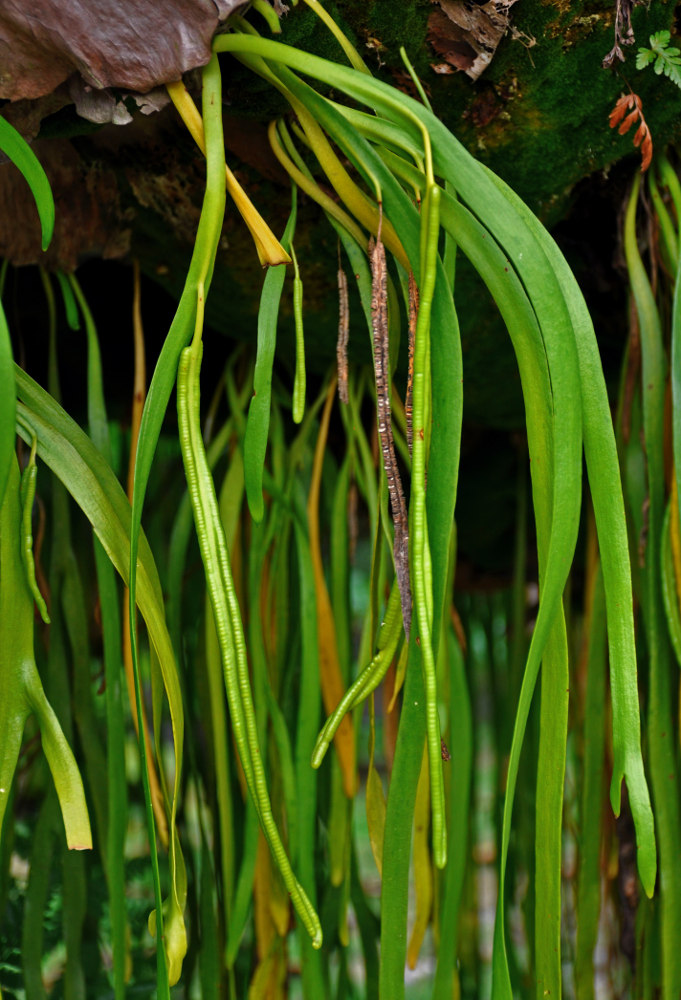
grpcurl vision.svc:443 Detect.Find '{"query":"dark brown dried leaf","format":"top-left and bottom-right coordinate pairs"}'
top-left (608, 92), bottom-right (652, 173)
top-left (0, 0), bottom-right (246, 103)
top-left (618, 108), bottom-right (640, 136)
top-left (427, 0), bottom-right (519, 81)
top-left (370, 232), bottom-right (411, 637)
top-left (638, 129), bottom-right (653, 173)
top-left (608, 93), bottom-right (636, 128)
top-left (602, 0), bottom-right (641, 68)
top-left (337, 266), bottom-right (349, 405)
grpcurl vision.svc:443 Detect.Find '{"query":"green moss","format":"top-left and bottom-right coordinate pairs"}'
top-left (392, 0), bottom-right (681, 218)
top-left (337, 0), bottom-right (431, 63)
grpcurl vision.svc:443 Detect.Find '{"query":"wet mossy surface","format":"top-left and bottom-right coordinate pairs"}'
top-left (327, 0), bottom-right (681, 219)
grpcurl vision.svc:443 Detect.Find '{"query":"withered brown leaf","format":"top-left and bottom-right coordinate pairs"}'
top-left (608, 93), bottom-right (653, 173)
top-left (337, 266), bottom-right (350, 405)
top-left (370, 229), bottom-right (411, 637)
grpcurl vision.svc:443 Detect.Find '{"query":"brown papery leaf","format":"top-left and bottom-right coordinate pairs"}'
top-left (0, 0), bottom-right (246, 103)
top-left (370, 229), bottom-right (412, 638)
top-left (428, 0), bottom-right (519, 80)
top-left (608, 92), bottom-right (653, 173)
top-left (618, 108), bottom-right (640, 136)
top-left (337, 267), bottom-right (350, 404)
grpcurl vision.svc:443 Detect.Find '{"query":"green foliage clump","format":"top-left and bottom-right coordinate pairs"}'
top-left (2, 4), bottom-right (681, 1000)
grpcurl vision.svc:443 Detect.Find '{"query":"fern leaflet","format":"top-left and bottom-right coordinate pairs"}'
top-left (636, 30), bottom-right (681, 90)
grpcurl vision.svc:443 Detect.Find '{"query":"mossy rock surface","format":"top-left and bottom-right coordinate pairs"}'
top-left (336, 0), bottom-right (680, 217)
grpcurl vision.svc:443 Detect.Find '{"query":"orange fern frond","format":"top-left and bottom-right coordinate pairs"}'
top-left (609, 92), bottom-right (653, 172)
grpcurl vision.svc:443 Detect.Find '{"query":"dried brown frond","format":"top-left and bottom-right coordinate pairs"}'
top-left (608, 92), bottom-right (653, 172)
top-left (370, 225), bottom-right (411, 637)
top-left (336, 266), bottom-right (349, 404)
top-left (602, 0), bottom-right (641, 68)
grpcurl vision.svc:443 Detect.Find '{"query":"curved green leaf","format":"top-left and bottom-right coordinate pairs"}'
top-left (0, 302), bottom-right (15, 510)
top-left (0, 116), bottom-right (54, 250)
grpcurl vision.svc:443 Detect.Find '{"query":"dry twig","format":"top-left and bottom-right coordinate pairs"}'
top-left (602, 0), bottom-right (640, 67)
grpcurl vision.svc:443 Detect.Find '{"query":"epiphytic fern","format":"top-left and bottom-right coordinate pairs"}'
top-left (636, 30), bottom-right (681, 90)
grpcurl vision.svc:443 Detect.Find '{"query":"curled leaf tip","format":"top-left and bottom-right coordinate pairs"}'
top-left (252, 230), bottom-right (291, 267)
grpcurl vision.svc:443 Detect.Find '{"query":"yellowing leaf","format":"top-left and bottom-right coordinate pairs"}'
top-left (407, 748), bottom-right (433, 969)
top-left (307, 381), bottom-right (357, 797)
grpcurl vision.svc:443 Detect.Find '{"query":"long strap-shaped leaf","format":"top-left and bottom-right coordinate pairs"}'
top-left (265, 57), bottom-right (574, 992)
top-left (625, 173), bottom-right (681, 1000)
top-left (671, 182), bottom-right (681, 613)
top-left (228, 40), bottom-right (575, 994)
top-left (0, 116), bottom-right (54, 251)
top-left (0, 303), bottom-right (15, 510)
top-left (0, 456), bottom-right (91, 853)
top-left (124, 54), bottom-right (226, 989)
top-left (575, 558), bottom-right (607, 1000)
top-left (243, 188), bottom-right (297, 522)
top-left (67, 274), bottom-right (129, 998)
top-left (488, 168), bottom-right (656, 894)
top-left (213, 36), bottom-right (582, 728)
top-left (214, 36), bottom-right (654, 996)
top-left (0, 118), bottom-right (54, 508)
top-left (177, 340), bottom-right (322, 949)
top-left (435, 186), bottom-right (568, 996)
top-left (15, 372), bottom-right (189, 985)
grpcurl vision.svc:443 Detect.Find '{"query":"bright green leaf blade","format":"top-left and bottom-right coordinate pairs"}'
top-left (0, 302), bottom-right (15, 509)
top-left (14, 366), bottom-right (181, 728)
top-left (485, 164), bottom-right (657, 896)
top-left (0, 116), bottom-right (54, 250)
top-left (243, 191), bottom-right (297, 522)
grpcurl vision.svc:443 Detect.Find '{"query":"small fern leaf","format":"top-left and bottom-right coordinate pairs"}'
top-left (636, 49), bottom-right (655, 69)
top-left (664, 59), bottom-right (681, 89)
top-left (651, 30), bottom-right (671, 48)
top-left (638, 30), bottom-right (681, 91)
